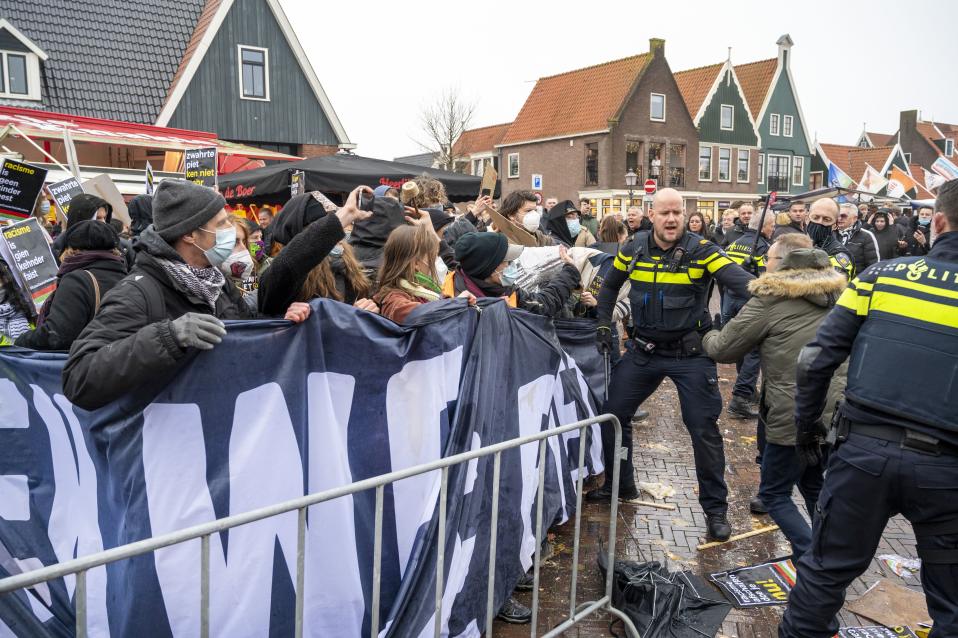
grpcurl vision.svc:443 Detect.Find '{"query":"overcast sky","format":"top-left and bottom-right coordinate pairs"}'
top-left (281, 0), bottom-right (958, 160)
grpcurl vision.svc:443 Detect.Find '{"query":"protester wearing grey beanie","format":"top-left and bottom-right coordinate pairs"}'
top-left (152, 179), bottom-right (227, 242)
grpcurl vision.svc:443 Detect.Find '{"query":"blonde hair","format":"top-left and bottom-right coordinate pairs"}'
top-left (406, 175), bottom-right (447, 209)
top-left (376, 224), bottom-right (440, 298)
top-left (772, 232), bottom-right (813, 258)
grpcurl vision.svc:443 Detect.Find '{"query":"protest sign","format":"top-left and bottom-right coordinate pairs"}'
top-left (0, 217), bottom-right (58, 310)
top-left (145, 161), bottom-right (155, 195)
top-left (479, 163), bottom-right (497, 198)
top-left (290, 169), bottom-right (305, 197)
top-left (82, 174), bottom-right (131, 226)
top-left (46, 176), bottom-right (84, 219)
top-left (709, 557), bottom-right (796, 607)
top-left (488, 206), bottom-right (538, 247)
top-left (184, 147), bottom-right (218, 188)
top-left (0, 158), bottom-right (47, 222)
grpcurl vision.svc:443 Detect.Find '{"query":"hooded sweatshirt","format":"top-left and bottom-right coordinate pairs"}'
top-left (869, 212), bottom-right (901, 261)
top-left (545, 200), bottom-right (596, 247)
top-left (703, 248), bottom-right (848, 445)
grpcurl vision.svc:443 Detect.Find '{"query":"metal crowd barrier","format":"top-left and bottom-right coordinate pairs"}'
top-left (0, 414), bottom-right (640, 638)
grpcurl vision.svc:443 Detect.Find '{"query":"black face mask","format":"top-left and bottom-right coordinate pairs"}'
top-left (806, 221), bottom-right (832, 247)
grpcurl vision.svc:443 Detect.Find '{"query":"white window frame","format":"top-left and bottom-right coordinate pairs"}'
top-left (758, 153), bottom-right (765, 184)
top-left (237, 45), bottom-right (270, 101)
top-left (947, 139), bottom-right (955, 157)
top-left (650, 93), bottom-right (666, 122)
top-left (904, 152), bottom-right (912, 164)
top-left (472, 158), bottom-right (484, 176)
top-left (698, 145), bottom-right (712, 181)
top-left (792, 155), bottom-right (805, 186)
top-left (767, 153), bottom-right (791, 193)
top-left (507, 153), bottom-right (519, 178)
top-left (0, 50), bottom-right (41, 100)
top-left (720, 104), bottom-right (734, 131)
top-left (783, 115), bottom-right (794, 137)
top-left (717, 147), bottom-right (732, 183)
top-left (769, 113), bottom-right (780, 136)
top-left (736, 149), bottom-right (750, 183)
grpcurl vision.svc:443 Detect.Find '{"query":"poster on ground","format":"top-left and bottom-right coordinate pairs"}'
top-left (709, 557), bottom-right (796, 607)
top-left (184, 147), bottom-right (218, 188)
top-left (46, 176), bottom-right (84, 219)
top-left (0, 217), bottom-right (58, 310)
top-left (835, 627), bottom-right (918, 638)
top-left (0, 158), bottom-right (47, 222)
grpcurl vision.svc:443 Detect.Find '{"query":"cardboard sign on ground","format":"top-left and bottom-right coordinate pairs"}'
top-left (82, 174), bottom-right (131, 226)
top-left (709, 557), bottom-right (796, 607)
top-left (836, 627), bottom-right (918, 637)
top-left (846, 578), bottom-right (931, 632)
top-left (0, 217), bottom-right (58, 310)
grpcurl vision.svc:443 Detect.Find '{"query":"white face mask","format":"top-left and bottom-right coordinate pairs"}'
top-left (220, 249), bottom-right (255, 281)
top-left (522, 210), bottom-right (542, 232)
top-left (434, 256), bottom-right (448, 284)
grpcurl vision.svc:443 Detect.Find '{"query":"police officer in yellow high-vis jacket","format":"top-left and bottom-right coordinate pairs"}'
top-left (781, 178), bottom-right (958, 637)
top-left (588, 188), bottom-right (753, 543)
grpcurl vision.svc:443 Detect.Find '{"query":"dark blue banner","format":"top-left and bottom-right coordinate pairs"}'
top-left (0, 299), bottom-right (604, 637)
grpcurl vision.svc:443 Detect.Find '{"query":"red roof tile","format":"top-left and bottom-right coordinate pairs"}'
top-left (909, 164), bottom-right (936, 199)
top-left (733, 58), bottom-right (777, 120)
top-left (865, 131), bottom-right (895, 146)
top-left (453, 123), bottom-right (511, 156)
top-left (500, 53), bottom-right (650, 145)
top-left (673, 62), bottom-right (723, 120)
top-left (820, 143), bottom-right (897, 182)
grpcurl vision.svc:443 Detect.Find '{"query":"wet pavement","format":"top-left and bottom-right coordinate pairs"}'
top-left (492, 362), bottom-right (924, 637)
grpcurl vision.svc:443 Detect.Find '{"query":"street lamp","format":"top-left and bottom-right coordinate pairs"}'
top-left (625, 169), bottom-right (638, 208)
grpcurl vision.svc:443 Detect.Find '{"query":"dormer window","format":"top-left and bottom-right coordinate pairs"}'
top-left (0, 20), bottom-right (46, 101)
top-left (238, 45), bottom-right (269, 101)
top-left (947, 139), bottom-right (954, 158)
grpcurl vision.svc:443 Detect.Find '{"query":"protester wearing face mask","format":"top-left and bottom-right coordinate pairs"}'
top-left (449, 232), bottom-right (579, 317)
top-left (218, 219), bottom-right (259, 307)
top-left (497, 190), bottom-right (554, 247)
top-left (62, 179), bottom-right (314, 411)
top-left (904, 206), bottom-right (934, 256)
top-left (375, 215), bottom-right (476, 324)
top-left (545, 201), bottom-right (596, 247)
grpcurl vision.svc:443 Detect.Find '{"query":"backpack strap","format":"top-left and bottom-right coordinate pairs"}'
top-left (84, 270), bottom-right (101, 313)
top-left (127, 274), bottom-right (167, 323)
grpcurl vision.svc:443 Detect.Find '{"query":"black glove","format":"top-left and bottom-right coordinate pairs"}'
top-left (170, 313), bottom-right (227, 351)
top-left (795, 419), bottom-right (827, 467)
top-left (712, 313), bottom-right (723, 330)
top-left (596, 324), bottom-right (614, 355)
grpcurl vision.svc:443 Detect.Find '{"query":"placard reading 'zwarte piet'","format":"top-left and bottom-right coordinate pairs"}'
top-left (184, 147), bottom-right (218, 188)
top-left (0, 217), bottom-right (58, 310)
top-left (46, 176), bottom-right (85, 218)
top-left (0, 158), bottom-right (48, 221)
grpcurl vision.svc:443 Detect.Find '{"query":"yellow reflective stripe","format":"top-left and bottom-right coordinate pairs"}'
top-left (687, 267), bottom-right (705, 279)
top-left (628, 270), bottom-right (694, 285)
top-left (871, 290), bottom-right (958, 329)
top-left (696, 252), bottom-right (721, 266)
top-left (854, 280), bottom-right (874, 292)
top-left (836, 287), bottom-right (869, 316)
top-left (616, 251), bottom-right (633, 263)
top-left (706, 256), bottom-right (734, 274)
top-left (613, 257), bottom-right (629, 272)
top-left (875, 276), bottom-right (958, 301)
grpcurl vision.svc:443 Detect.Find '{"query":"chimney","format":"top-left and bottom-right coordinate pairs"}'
top-left (776, 34), bottom-right (794, 68)
top-left (649, 38), bottom-right (665, 56)
top-left (901, 109), bottom-right (919, 131)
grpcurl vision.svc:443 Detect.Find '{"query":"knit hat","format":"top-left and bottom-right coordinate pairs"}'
top-left (373, 185), bottom-right (392, 197)
top-left (66, 194), bottom-right (112, 229)
top-left (781, 248), bottom-right (830, 271)
top-left (62, 219), bottom-right (119, 251)
top-left (454, 232), bottom-right (523, 280)
top-left (152, 179), bottom-right (227, 242)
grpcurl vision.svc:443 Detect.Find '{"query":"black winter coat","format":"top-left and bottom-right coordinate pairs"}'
top-left (62, 227), bottom-right (255, 411)
top-left (15, 258), bottom-right (126, 351)
top-left (839, 226), bottom-right (879, 274)
top-left (871, 225), bottom-right (901, 261)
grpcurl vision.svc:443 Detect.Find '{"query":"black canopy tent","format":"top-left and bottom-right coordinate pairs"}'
top-left (782, 185), bottom-right (911, 206)
top-left (218, 153), bottom-right (498, 205)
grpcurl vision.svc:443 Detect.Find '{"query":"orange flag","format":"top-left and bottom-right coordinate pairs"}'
top-left (887, 166), bottom-right (918, 197)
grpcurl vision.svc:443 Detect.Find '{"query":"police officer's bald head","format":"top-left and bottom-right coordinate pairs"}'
top-left (652, 188), bottom-right (684, 213)
top-left (809, 198), bottom-right (839, 228)
top-left (650, 188), bottom-right (685, 246)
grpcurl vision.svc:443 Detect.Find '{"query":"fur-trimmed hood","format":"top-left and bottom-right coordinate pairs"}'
top-left (748, 267), bottom-right (847, 308)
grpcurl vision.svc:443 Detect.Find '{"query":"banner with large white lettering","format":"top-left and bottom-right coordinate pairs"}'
top-left (0, 299), bottom-right (604, 637)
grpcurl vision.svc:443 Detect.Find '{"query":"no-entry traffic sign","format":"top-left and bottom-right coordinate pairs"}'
top-left (644, 179), bottom-right (657, 195)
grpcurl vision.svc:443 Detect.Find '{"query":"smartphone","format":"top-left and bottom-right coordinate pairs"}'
top-left (358, 191), bottom-right (375, 212)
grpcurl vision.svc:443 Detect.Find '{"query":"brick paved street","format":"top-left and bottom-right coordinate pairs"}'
top-left (494, 363), bottom-right (924, 637)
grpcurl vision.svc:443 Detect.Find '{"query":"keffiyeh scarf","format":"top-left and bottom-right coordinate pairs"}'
top-left (156, 258), bottom-right (225, 312)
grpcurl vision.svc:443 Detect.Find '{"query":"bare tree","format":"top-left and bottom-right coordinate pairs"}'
top-left (417, 88), bottom-right (476, 172)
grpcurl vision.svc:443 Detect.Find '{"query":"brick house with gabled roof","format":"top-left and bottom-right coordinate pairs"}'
top-left (494, 39), bottom-right (700, 217)
top-left (452, 122), bottom-right (511, 176)
top-left (674, 54), bottom-right (763, 223)
top-left (894, 110), bottom-right (957, 173)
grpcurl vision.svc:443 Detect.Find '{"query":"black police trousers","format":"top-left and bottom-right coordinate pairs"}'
top-left (780, 432), bottom-right (958, 638)
top-left (600, 347), bottom-right (728, 515)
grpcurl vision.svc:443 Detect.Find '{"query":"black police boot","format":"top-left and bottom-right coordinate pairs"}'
top-left (749, 495), bottom-right (768, 514)
top-left (706, 513), bottom-right (732, 542)
top-left (726, 395), bottom-right (759, 419)
top-left (497, 596), bottom-right (532, 624)
top-left (514, 571), bottom-right (534, 591)
top-left (585, 480), bottom-right (640, 503)
top-left (633, 406), bottom-right (650, 421)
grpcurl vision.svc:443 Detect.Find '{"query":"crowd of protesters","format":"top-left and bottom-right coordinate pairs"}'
top-left (1, 174), bottom-right (956, 632)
